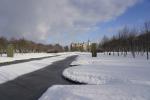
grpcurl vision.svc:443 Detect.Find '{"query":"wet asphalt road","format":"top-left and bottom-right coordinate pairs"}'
top-left (0, 55), bottom-right (78, 100)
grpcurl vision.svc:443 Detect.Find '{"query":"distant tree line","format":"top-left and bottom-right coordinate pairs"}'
top-left (98, 21), bottom-right (150, 59)
top-left (0, 37), bottom-right (65, 55)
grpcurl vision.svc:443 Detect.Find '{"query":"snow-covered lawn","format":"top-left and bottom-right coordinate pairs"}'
top-left (39, 52), bottom-right (150, 100)
top-left (0, 53), bottom-right (56, 63)
top-left (63, 53), bottom-right (150, 85)
top-left (0, 52), bottom-right (76, 84)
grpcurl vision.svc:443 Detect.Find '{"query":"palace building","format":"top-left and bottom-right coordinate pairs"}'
top-left (70, 40), bottom-right (91, 52)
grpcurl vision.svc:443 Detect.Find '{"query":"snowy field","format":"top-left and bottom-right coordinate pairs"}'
top-left (0, 53), bottom-right (56, 63)
top-left (0, 52), bottom-right (77, 84)
top-left (40, 52), bottom-right (150, 100)
top-left (63, 53), bottom-right (150, 84)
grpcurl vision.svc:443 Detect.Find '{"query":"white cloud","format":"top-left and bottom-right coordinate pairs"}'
top-left (0, 0), bottom-right (139, 43)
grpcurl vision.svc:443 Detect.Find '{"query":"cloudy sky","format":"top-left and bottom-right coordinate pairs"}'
top-left (0, 0), bottom-right (150, 45)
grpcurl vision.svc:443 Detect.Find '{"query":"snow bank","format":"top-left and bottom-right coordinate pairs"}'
top-left (0, 53), bottom-right (56, 63)
top-left (39, 85), bottom-right (150, 100)
top-left (0, 53), bottom-right (76, 84)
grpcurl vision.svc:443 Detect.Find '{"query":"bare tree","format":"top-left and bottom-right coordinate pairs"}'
top-left (0, 37), bottom-right (7, 56)
top-left (144, 21), bottom-right (150, 60)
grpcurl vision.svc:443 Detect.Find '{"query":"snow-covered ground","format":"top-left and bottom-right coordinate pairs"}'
top-left (39, 85), bottom-right (150, 100)
top-left (0, 52), bottom-right (77, 84)
top-left (63, 53), bottom-right (150, 85)
top-left (39, 52), bottom-right (150, 100)
top-left (0, 53), bottom-right (56, 63)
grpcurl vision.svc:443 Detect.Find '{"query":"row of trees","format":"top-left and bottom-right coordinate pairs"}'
top-left (99, 21), bottom-right (150, 59)
top-left (0, 37), bottom-right (65, 55)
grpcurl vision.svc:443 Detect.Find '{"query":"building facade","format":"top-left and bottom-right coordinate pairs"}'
top-left (70, 40), bottom-right (91, 52)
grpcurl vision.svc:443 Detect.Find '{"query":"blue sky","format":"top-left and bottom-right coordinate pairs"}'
top-left (73, 0), bottom-right (150, 43)
top-left (0, 0), bottom-right (149, 45)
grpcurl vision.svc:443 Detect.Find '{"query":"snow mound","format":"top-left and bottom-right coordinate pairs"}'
top-left (39, 85), bottom-right (150, 100)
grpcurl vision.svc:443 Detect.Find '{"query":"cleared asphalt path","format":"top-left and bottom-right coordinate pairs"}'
top-left (0, 55), bottom-right (78, 100)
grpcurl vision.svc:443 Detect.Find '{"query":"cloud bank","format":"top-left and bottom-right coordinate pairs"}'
top-left (0, 0), bottom-right (139, 43)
